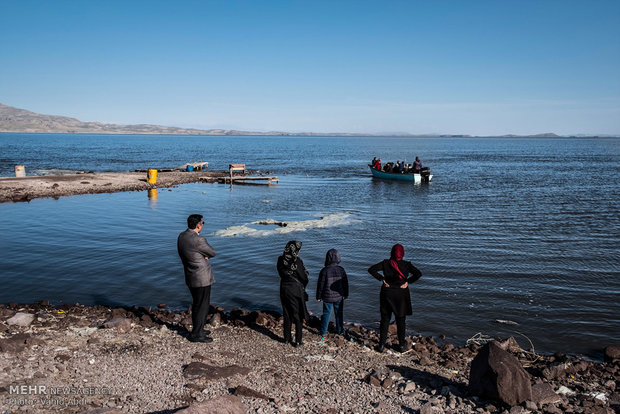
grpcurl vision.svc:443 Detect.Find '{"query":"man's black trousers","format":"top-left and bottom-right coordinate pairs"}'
top-left (189, 285), bottom-right (211, 339)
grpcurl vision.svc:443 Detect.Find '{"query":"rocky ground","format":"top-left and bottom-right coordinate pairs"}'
top-left (0, 171), bottom-right (229, 203)
top-left (0, 302), bottom-right (618, 414)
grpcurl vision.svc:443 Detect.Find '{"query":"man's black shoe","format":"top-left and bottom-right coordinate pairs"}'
top-left (375, 343), bottom-right (385, 353)
top-left (189, 335), bottom-right (213, 343)
top-left (292, 341), bottom-right (303, 348)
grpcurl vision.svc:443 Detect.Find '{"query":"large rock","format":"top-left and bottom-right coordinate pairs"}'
top-left (176, 395), bottom-right (246, 414)
top-left (469, 341), bottom-right (532, 406)
top-left (497, 336), bottom-right (524, 353)
top-left (531, 382), bottom-right (561, 405)
top-left (0, 333), bottom-right (32, 353)
top-left (542, 362), bottom-right (573, 380)
top-left (7, 312), bottom-right (35, 327)
top-left (183, 362), bottom-right (251, 381)
top-left (101, 318), bottom-right (132, 332)
top-left (604, 345), bottom-right (620, 363)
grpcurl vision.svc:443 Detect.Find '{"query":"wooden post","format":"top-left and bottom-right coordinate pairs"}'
top-left (228, 164), bottom-right (246, 185)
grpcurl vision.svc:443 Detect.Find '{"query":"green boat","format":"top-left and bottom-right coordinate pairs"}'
top-left (368, 165), bottom-right (432, 183)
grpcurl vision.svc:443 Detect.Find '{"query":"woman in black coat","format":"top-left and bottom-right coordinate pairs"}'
top-left (277, 240), bottom-right (309, 347)
top-left (368, 243), bottom-right (422, 352)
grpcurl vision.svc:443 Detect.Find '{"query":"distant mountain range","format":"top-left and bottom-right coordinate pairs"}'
top-left (0, 103), bottom-right (612, 137)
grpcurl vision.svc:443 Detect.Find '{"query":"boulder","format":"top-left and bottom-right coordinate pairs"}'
top-left (139, 314), bottom-right (155, 326)
top-left (0, 308), bottom-right (16, 319)
top-left (497, 336), bottom-right (524, 353)
top-left (176, 395), bottom-right (246, 414)
top-left (469, 341), bottom-right (532, 406)
top-left (6, 312), bottom-right (35, 327)
top-left (542, 404), bottom-right (563, 414)
top-left (101, 318), bottom-right (132, 332)
top-left (604, 345), bottom-right (620, 363)
top-left (334, 335), bottom-right (345, 348)
top-left (542, 362), bottom-right (573, 380)
top-left (531, 382), bottom-right (561, 405)
top-left (0, 333), bottom-right (32, 353)
top-left (381, 377), bottom-right (393, 389)
top-left (365, 371), bottom-right (382, 387)
top-left (403, 382), bottom-right (416, 393)
top-left (207, 313), bottom-right (222, 328)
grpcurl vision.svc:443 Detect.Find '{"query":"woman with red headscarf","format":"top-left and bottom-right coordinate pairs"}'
top-left (368, 243), bottom-right (422, 353)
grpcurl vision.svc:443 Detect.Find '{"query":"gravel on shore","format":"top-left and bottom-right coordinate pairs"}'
top-left (0, 302), bottom-right (618, 413)
top-left (0, 171), bottom-right (229, 203)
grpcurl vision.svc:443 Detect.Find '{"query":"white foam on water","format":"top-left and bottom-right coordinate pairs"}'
top-left (214, 212), bottom-right (353, 237)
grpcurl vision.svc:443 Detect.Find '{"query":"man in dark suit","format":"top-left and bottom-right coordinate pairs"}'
top-left (177, 214), bottom-right (217, 343)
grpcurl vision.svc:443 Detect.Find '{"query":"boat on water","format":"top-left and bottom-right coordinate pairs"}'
top-left (368, 165), bottom-right (433, 183)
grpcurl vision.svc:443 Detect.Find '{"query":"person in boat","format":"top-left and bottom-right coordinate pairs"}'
top-left (277, 240), bottom-right (309, 347)
top-left (371, 157), bottom-right (377, 167)
top-left (368, 244), bottom-right (422, 353)
top-left (393, 160), bottom-right (402, 173)
top-left (413, 157), bottom-right (422, 173)
top-left (373, 158), bottom-right (382, 171)
top-left (383, 162), bottom-right (393, 173)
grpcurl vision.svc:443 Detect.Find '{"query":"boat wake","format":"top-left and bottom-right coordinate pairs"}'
top-left (214, 212), bottom-right (354, 237)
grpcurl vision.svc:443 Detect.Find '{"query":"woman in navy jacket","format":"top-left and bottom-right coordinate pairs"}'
top-left (316, 249), bottom-right (349, 338)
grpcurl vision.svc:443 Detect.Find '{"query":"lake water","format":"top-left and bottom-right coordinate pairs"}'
top-left (1, 133), bottom-right (619, 357)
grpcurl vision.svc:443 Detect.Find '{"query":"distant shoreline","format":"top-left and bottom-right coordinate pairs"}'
top-left (2, 103), bottom-right (618, 138)
top-left (1, 131), bottom-right (617, 139)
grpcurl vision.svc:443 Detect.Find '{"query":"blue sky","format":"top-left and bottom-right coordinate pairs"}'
top-left (1, 0), bottom-right (619, 135)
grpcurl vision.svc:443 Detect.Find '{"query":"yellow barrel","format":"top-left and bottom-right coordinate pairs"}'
top-left (14, 165), bottom-right (26, 177)
top-left (147, 168), bottom-right (157, 184)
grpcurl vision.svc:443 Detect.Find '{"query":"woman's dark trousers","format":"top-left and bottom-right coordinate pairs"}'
top-left (189, 285), bottom-right (211, 339)
top-left (379, 310), bottom-right (406, 347)
top-left (282, 304), bottom-right (303, 344)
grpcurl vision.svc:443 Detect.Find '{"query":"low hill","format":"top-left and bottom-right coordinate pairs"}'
top-left (0, 103), bottom-right (234, 135)
top-left (1, 102), bottom-right (600, 137)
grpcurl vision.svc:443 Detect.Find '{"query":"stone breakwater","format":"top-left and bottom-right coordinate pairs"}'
top-left (0, 171), bottom-right (229, 203)
top-left (0, 302), bottom-right (618, 414)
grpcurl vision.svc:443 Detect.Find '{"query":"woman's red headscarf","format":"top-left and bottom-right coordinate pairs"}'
top-left (389, 244), bottom-right (405, 279)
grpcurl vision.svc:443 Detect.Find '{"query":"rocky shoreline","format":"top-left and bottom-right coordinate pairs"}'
top-left (0, 302), bottom-right (618, 413)
top-left (0, 171), bottom-right (229, 203)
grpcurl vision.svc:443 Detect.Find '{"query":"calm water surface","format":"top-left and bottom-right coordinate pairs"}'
top-left (1, 133), bottom-right (618, 357)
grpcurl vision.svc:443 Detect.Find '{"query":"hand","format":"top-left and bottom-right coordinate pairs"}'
top-left (400, 282), bottom-right (408, 289)
top-left (317, 299), bottom-right (322, 302)
top-left (204, 257), bottom-right (209, 260)
top-left (382, 280), bottom-right (389, 288)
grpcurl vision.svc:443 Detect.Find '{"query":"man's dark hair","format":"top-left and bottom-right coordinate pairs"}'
top-left (187, 214), bottom-right (203, 229)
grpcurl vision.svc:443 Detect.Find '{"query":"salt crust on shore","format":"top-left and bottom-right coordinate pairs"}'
top-left (0, 302), bottom-right (618, 414)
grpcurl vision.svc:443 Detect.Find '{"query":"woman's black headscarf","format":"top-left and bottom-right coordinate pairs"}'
top-left (281, 240), bottom-right (302, 277)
